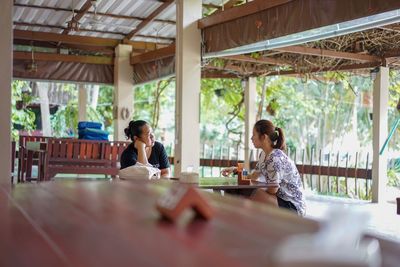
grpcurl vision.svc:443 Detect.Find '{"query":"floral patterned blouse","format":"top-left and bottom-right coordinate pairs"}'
top-left (255, 149), bottom-right (306, 216)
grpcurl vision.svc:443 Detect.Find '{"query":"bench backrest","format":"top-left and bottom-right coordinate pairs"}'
top-left (47, 138), bottom-right (130, 163)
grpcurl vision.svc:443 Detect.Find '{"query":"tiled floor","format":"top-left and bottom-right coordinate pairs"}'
top-left (305, 188), bottom-right (400, 241)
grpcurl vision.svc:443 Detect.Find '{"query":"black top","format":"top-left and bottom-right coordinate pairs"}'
top-left (120, 141), bottom-right (170, 170)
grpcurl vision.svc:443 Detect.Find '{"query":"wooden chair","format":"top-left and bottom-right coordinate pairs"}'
top-left (17, 135), bottom-right (51, 182)
top-left (11, 141), bottom-right (16, 183)
top-left (20, 141), bottom-right (48, 182)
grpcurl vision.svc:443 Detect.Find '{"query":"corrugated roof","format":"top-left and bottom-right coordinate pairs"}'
top-left (12, 1), bottom-right (230, 46)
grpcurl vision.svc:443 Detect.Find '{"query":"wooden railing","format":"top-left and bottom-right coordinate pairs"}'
top-left (167, 144), bottom-right (373, 199)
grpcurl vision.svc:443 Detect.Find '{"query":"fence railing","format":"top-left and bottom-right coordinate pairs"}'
top-left (166, 143), bottom-right (373, 200)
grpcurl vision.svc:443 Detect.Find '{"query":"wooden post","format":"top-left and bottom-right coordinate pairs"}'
top-left (114, 44), bottom-right (133, 141)
top-left (174, 0), bottom-right (202, 177)
top-left (0, 0), bottom-right (12, 185)
top-left (244, 77), bottom-right (257, 171)
top-left (372, 66), bottom-right (389, 203)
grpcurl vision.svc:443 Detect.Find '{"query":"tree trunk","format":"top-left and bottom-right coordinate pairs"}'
top-left (37, 82), bottom-right (52, 136)
top-left (90, 85), bottom-right (99, 109)
top-left (78, 84), bottom-right (87, 122)
top-left (257, 77), bottom-right (267, 121)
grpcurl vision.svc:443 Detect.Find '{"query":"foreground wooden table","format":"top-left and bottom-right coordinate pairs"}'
top-left (0, 180), bottom-right (399, 267)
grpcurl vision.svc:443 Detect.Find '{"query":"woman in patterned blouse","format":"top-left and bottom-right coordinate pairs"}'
top-left (223, 119), bottom-right (306, 216)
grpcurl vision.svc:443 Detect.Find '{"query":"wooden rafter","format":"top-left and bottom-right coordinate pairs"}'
top-left (203, 63), bottom-right (254, 75)
top-left (14, 51), bottom-right (114, 65)
top-left (202, 70), bottom-right (238, 79)
top-left (131, 44), bottom-right (175, 65)
top-left (14, 22), bottom-right (174, 43)
top-left (62, 0), bottom-right (93, 35)
top-left (266, 62), bottom-right (381, 76)
top-left (14, 21), bottom-right (126, 36)
top-left (198, 0), bottom-right (294, 29)
top-left (222, 54), bottom-right (290, 66)
top-left (273, 45), bottom-right (382, 63)
top-left (383, 49), bottom-right (400, 58)
top-left (13, 3), bottom-right (176, 25)
top-left (14, 30), bottom-right (120, 47)
top-left (14, 34), bottom-right (159, 54)
top-left (13, 39), bottom-right (116, 54)
top-left (123, 0), bottom-right (174, 42)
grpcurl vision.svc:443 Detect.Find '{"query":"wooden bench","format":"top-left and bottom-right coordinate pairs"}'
top-left (45, 138), bottom-right (130, 179)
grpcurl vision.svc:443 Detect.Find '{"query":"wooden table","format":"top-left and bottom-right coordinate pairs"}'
top-left (1, 180), bottom-right (398, 267)
top-left (176, 177), bottom-right (269, 196)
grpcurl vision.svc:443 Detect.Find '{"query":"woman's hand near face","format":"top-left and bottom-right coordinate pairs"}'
top-left (134, 139), bottom-right (146, 150)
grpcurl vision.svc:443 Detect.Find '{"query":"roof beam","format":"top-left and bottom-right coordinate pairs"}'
top-left (13, 51), bottom-right (114, 65)
top-left (14, 22), bottom-right (174, 43)
top-left (131, 44), bottom-right (175, 65)
top-left (14, 38), bottom-right (159, 54)
top-left (273, 45), bottom-right (382, 63)
top-left (202, 70), bottom-right (239, 79)
top-left (62, 0), bottom-right (92, 35)
top-left (267, 62), bottom-right (381, 76)
top-left (14, 21), bottom-right (128, 36)
top-left (123, 0), bottom-right (174, 42)
top-left (222, 54), bottom-right (290, 66)
top-left (13, 3), bottom-right (176, 25)
top-left (198, 0), bottom-right (293, 29)
top-left (14, 29), bottom-right (120, 47)
top-left (13, 39), bottom-right (115, 54)
top-left (203, 62), bottom-right (255, 75)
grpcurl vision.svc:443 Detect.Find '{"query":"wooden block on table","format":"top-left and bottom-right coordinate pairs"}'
top-left (156, 185), bottom-right (214, 222)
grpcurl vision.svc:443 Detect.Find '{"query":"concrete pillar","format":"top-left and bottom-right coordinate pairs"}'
top-left (372, 67), bottom-right (389, 203)
top-left (244, 77), bottom-right (257, 170)
top-left (0, 0), bottom-right (12, 185)
top-left (174, 0), bottom-right (202, 177)
top-left (78, 84), bottom-right (87, 122)
top-left (114, 45), bottom-right (134, 141)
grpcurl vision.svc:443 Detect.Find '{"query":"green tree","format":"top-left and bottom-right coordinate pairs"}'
top-left (11, 80), bottom-right (37, 140)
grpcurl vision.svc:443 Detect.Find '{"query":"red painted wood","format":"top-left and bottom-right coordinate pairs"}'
top-left (79, 143), bottom-right (86, 159)
top-left (92, 144), bottom-right (99, 159)
top-left (60, 142), bottom-right (67, 158)
top-left (66, 143), bottom-right (73, 159)
top-left (0, 187), bottom-right (70, 266)
top-left (1, 180), bottom-right (398, 266)
top-left (86, 143), bottom-right (93, 159)
top-left (73, 142), bottom-right (80, 159)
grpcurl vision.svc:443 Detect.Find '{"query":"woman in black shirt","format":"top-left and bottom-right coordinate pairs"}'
top-left (120, 120), bottom-right (171, 178)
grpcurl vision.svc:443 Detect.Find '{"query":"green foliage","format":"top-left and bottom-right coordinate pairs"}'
top-left (133, 79), bottom-right (176, 143)
top-left (11, 80), bottom-right (37, 140)
top-left (201, 78), bottom-right (244, 144)
top-left (51, 100), bottom-right (103, 137)
top-left (387, 169), bottom-right (400, 187)
top-left (96, 85), bottom-right (114, 135)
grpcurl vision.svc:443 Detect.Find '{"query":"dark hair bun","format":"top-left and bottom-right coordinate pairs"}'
top-left (125, 120), bottom-right (148, 141)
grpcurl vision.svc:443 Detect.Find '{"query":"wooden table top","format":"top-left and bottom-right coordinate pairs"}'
top-left (1, 180), bottom-right (399, 267)
top-left (170, 177), bottom-right (270, 190)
